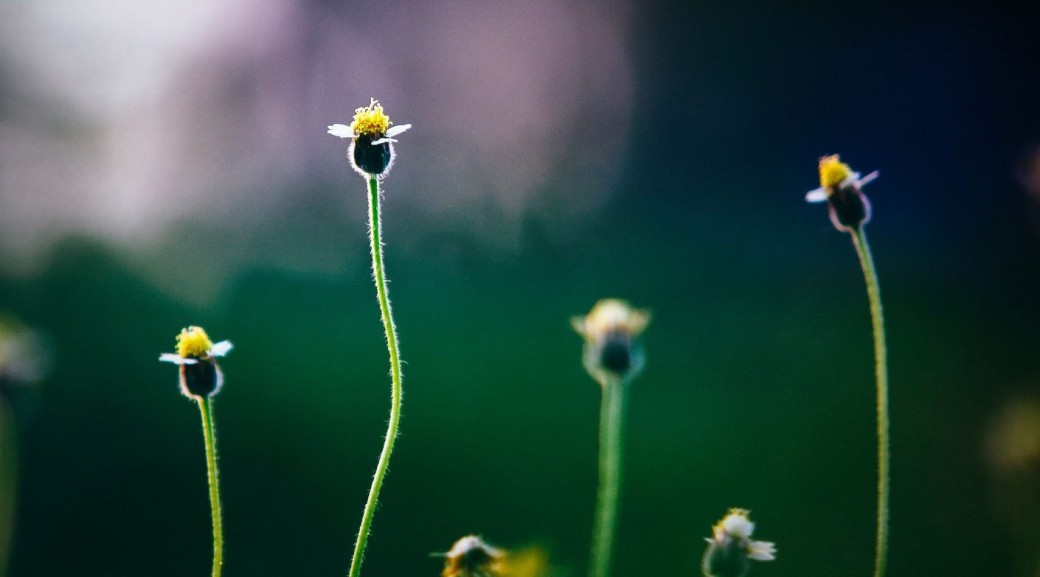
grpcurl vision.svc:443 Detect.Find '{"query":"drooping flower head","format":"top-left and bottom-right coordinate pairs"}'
top-left (441, 535), bottom-right (506, 577)
top-left (806, 154), bottom-right (879, 233)
top-left (572, 299), bottom-right (650, 386)
top-left (702, 509), bottom-right (776, 577)
top-left (328, 98), bottom-right (411, 178)
top-left (159, 326), bottom-right (232, 399)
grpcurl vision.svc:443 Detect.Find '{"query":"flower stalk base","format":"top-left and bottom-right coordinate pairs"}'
top-left (198, 398), bottom-right (224, 577)
top-left (347, 176), bottom-right (404, 577)
top-left (851, 226), bottom-right (889, 577)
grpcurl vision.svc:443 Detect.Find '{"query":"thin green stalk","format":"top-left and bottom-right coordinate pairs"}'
top-left (198, 398), bottom-right (224, 577)
top-left (348, 176), bottom-right (404, 577)
top-left (850, 227), bottom-right (889, 577)
top-left (590, 377), bottom-right (626, 577)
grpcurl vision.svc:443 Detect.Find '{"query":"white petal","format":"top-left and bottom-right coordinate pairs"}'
top-left (370, 137), bottom-right (396, 145)
top-left (210, 341), bottom-right (233, 357)
top-left (159, 353), bottom-right (196, 365)
top-left (747, 540), bottom-right (776, 561)
top-left (858, 170), bottom-right (880, 187)
top-left (327, 124), bottom-right (355, 138)
top-left (385, 124), bottom-right (411, 137)
top-left (805, 188), bottom-right (829, 203)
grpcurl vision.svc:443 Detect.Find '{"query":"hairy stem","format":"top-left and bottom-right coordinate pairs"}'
top-left (348, 176), bottom-right (404, 577)
top-left (198, 397), bottom-right (224, 577)
top-left (590, 378), bottom-right (625, 577)
top-left (851, 227), bottom-right (890, 577)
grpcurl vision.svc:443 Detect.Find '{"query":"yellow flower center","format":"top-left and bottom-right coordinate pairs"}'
top-left (176, 326), bottom-right (214, 358)
top-left (350, 98), bottom-right (392, 138)
top-left (819, 155), bottom-right (852, 188)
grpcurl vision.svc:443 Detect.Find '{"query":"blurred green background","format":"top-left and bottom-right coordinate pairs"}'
top-left (2, 1), bottom-right (1040, 576)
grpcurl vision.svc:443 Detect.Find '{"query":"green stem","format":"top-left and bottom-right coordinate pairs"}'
top-left (348, 176), bottom-right (404, 577)
top-left (198, 397), bottom-right (224, 577)
top-left (590, 377), bottom-right (626, 577)
top-left (850, 227), bottom-right (889, 577)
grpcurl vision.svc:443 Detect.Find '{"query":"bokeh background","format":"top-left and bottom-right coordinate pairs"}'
top-left (2, 0), bottom-right (1040, 576)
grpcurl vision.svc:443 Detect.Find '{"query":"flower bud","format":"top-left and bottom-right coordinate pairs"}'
top-left (441, 535), bottom-right (505, 577)
top-left (702, 509), bottom-right (776, 577)
top-left (327, 98), bottom-right (412, 178)
top-left (805, 155), bottom-right (879, 233)
top-left (158, 326), bottom-right (232, 399)
top-left (572, 299), bottom-right (650, 386)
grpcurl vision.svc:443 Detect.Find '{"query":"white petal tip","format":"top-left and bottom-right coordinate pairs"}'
top-left (159, 353), bottom-right (196, 365)
top-left (859, 171), bottom-right (880, 187)
top-left (386, 124), bottom-right (411, 137)
top-left (370, 137), bottom-right (396, 145)
top-left (748, 541), bottom-right (777, 561)
top-left (210, 341), bottom-right (233, 357)
top-left (327, 124), bottom-right (354, 138)
top-left (805, 188), bottom-right (829, 203)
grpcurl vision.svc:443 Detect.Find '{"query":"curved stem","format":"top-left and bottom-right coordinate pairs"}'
top-left (348, 176), bottom-right (404, 577)
top-left (198, 397), bottom-right (224, 577)
top-left (850, 227), bottom-right (889, 577)
top-left (590, 378), bottom-right (626, 577)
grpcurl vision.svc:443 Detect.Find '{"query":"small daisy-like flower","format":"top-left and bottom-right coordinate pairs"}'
top-left (159, 326), bottom-right (232, 399)
top-left (572, 299), bottom-right (651, 386)
top-left (328, 98), bottom-right (411, 178)
top-left (440, 535), bottom-right (506, 577)
top-left (702, 509), bottom-right (776, 577)
top-left (805, 154), bottom-right (879, 232)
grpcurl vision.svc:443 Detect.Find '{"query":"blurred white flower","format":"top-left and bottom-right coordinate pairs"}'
top-left (703, 509), bottom-right (776, 577)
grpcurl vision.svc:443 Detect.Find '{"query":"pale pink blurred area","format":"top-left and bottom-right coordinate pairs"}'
top-left (0, 0), bottom-right (634, 303)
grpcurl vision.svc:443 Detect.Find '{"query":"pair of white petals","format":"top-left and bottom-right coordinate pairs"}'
top-left (158, 341), bottom-right (233, 365)
top-left (326, 123), bottom-right (412, 145)
top-left (805, 170), bottom-right (880, 203)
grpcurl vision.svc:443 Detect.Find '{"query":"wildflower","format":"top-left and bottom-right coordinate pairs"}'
top-left (702, 509), bottom-right (776, 577)
top-left (805, 154), bottom-right (879, 232)
top-left (572, 299), bottom-right (650, 386)
top-left (441, 535), bottom-right (505, 577)
top-left (328, 98), bottom-right (411, 178)
top-left (159, 326), bottom-right (232, 399)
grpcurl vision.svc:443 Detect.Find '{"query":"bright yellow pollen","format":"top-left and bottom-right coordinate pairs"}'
top-left (350, 98), bottom-right (392, 138)
top-left (176, 326), bottom-right (214, 358)
top-left (819, 155), bottom-right (852, 188)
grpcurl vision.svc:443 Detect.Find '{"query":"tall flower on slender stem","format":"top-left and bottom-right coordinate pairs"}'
top-left (572, 299), bottom-right (650, 577)
top-left (806, 154), bottom-right (889, 577)
top-left (159, 326), bottom-right (232, 577)
top-left (328, 98), bottom-right (410, 577)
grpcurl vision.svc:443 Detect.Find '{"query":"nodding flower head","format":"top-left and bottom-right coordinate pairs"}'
top-left (328, 98), bottom-right (411, 178)
top-left (159, 326), bottom-right (232, 399)
top-left (572, 299), bottom-right (650, 386)
top-left (806, 154), bottom-right (879, 233)
top-left (441, 535), bottom-right (505, 577)
top-left (702, 509), bottom-right (776, 577)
